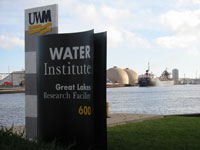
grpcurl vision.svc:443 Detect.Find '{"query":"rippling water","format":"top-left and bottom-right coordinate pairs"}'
top-left (107, 84), bottom-right (200, 115)
top-left (0, 93), bottom-right (24, 127)
top-left (0, 85), bottom-right (200, 126)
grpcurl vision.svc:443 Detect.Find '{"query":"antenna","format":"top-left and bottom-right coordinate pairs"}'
top-left (148, 62), bottom-right (150, 71)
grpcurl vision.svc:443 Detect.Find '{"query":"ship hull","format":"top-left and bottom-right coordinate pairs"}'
top-left (155, 79), bottom-right (174, 86)
top-left (138, 77), bottom-right (156, 87)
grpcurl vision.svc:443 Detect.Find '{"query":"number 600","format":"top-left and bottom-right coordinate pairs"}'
top-left (78, 106), bottom-right (91, 116)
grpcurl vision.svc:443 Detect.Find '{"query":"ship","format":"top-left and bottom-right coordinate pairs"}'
top-left (138, 63), bottom-right (156, 87)
top-left (155, 69), bottom-right (174, 86)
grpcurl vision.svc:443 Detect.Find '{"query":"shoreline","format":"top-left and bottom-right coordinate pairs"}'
top-left (0, 88), bottom-right (25, 94)
top-left (4, 113), bottom-right (200, 136)
top-left (5, 113), bottom-right (163, 136)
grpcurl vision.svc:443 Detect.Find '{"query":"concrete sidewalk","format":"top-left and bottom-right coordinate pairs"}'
top-left (7, 113), bottom-right (163, 136)
top-left (107, 113), bottom-right (163, 126)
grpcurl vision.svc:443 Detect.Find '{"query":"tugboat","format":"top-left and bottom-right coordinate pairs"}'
top-left (155, 69), bottom-right (174, 86)
top-left (138, 63), bottom-right (156, 87)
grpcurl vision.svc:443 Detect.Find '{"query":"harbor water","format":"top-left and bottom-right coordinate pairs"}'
top-left (107, 84), bottom-right (200, 114)
top-left (0, 93), bottom-right (25, 127)
top-left (0, 84), bottom-right (200, 127)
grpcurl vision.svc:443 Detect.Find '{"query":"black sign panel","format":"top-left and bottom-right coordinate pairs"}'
top-left (94, 32), bottom-right (107, 150)
top-left (37, 30), bottom-right (94, 149)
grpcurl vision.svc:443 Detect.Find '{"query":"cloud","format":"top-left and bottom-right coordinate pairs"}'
top-left (156, 35), bottom-right (198, 49)
top-left (156, 9), bottom-right (200, 56)
top-left (178, 0), bottom-right (200, 5)
top-left (73, 3), bottom-right (100, 26)
top-left (187, 47), bottom-right (200, 56)
top-left (100, 5), bottom-right (133, 23)
top-left (95, 26), bottom-right (152, 49)
top-left (0, 0), bottom-right (152, 50)
top-left (192, 0), bottom-right (200, 4)
top-left (124, 31), bottom-right (152, 49)
top-left (66, 3), bottom-right (151, 49)
top-left (57, 2), bottom-right (151, 49)
top-left (72, 3), bottom-right (133, 27)
top-left (0, 35), bottom-right (24, 50)
top-left (102, 26), bottom-right (124, 48)
top-left (159, 10), bottom-right (200, 31)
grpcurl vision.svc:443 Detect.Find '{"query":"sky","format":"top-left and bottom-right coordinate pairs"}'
top-left (0, 0), bottom-right (200, 78)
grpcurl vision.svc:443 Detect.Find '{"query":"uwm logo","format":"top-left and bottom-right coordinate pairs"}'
top-left (28, 10), bottom-right (52, 35)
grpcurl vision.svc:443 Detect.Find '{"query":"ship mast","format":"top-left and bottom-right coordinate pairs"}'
top-left (148, 62), bottom-right (150, 71)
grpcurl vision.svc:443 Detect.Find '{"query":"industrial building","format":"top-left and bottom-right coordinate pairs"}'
top-left (124, 68), bottom-right (138, 85)
top-left (0, 71), bottom-right (25, 86)
top-left (107, 66), bottom-right (129, 85)
top-left (172, 69), bottom-right (179, 81)
top-left (107, 66), bottom-right (138, 86)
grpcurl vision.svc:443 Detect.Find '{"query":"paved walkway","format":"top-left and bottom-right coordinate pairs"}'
top-left (107, 113), bottom-right (163, 126)
top-left (6, 114), bottom-right (163, 136)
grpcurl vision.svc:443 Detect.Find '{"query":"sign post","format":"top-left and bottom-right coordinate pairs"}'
top-left (25, 4), bottom-right (107, 150)
top-left (25, 4), bottom-right (58, 138)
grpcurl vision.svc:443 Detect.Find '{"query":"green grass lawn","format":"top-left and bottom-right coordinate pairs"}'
top-left (108, 116), bottom-right (200, 150)
top-left (1, 116), bottom-right (200, 150)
